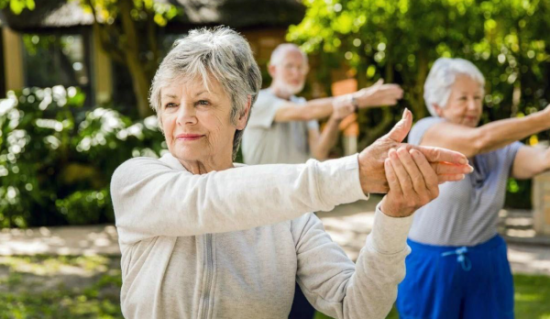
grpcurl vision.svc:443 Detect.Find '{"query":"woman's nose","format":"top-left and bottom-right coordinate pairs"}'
top-left (467, 98), bottom-right (477, 110)
top-left (176, 104), bottom-right (198, 126)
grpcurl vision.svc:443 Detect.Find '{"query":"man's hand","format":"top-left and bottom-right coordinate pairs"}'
top-left (332, 95), bottom-right (356, 120)
top-left (358, 109), bottom-right (473, 195)
top-left (354, 79), bottom-right (404, 108)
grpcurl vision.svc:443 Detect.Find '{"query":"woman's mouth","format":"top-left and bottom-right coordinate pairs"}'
top-left (176, 133), bottom-right (205, 141)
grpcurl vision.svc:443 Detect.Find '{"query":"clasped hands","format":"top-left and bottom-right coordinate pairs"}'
top-left (359, 109), bottom-right (473, 218)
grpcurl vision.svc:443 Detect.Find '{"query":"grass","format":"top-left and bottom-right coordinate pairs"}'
top-left (514, 274), bottom-right (550, 319)
top-left (1, 256), bottom-right (549, 319)
top-left (0, 256), bottom-right (123, 319)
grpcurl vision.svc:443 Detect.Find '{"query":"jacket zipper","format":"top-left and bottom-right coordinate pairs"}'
top-left (201, 234), bottom-right (213, 319)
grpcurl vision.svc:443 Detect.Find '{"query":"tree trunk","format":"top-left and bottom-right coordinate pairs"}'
top-left (413, 49), bottom-right (428, 119)
top-left (126, 56), bottom-right (154, 117)
top-left (119, 0), bottom-right (154, 118)
top-left (86, 0), bottom-right (155, 118)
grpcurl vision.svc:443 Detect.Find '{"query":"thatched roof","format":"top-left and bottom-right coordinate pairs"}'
top-left (0, 0), bottom-right (305, 33)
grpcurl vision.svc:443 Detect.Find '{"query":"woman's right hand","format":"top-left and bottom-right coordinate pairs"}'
top-left (358, 109), bottom-right (473, 195)
top-left (379, 147), bottom-right (441, 217)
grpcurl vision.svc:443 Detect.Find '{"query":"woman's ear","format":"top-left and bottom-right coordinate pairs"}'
top-left (433, 103), bottom-right (444, 117)
top-left (236, 96), bottom-right (252, 130)
top-left (268, 64), bottom-right (277, 79)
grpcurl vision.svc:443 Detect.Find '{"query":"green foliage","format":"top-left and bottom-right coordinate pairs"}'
top-left (0, 87), bottom-right (165, 227)
top-left (506, 178), bottom-right (532, 209)
top-left (289, 0), bottom-right (550, 207)
top-left (0, 0), bottom-right (35, 14)
top-left (289, 0), bottom-right (550, 130)
top-left (78, 0), bottom-right (180, 27)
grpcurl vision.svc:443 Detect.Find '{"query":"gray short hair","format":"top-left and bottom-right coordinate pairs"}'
top-left (269, 43), bottom-right (308, 66)
top-left (149, 27), bottom-right (262, 158)
top-left (424, 58), bottom-right (485, 117)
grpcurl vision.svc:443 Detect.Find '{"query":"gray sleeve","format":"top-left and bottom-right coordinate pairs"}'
top-left (501, 141), bottom-right (525, 174)
top-left (247, 91), bottom-right (286, 129)
top-left (408, 117), bottom-right (446, 146)
top-left (111, 155), bottom-right (368, 245)
top-left (292, 206), bottom-right (413, 319)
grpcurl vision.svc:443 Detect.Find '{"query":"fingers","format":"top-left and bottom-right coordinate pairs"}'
top-left (415, 145), bottom-right (469, 165)
top-left (430, 162), bottom-right (473, 176)
top-left (386, 108), bottom-right (413, 143)
top-left (438, 174), bottom-right (466, 184)
top-left (396, 148), bottom-right (431, 203)
top-left (375, 85), bottom-right (403, 105)
top-left (335, 101), bottom-right (355, 118)
top-left (388, 148), bottom-right (415, 197)
top-left (384, 157), bottom-right (402, 195)
top-left (410, 149), bottom-right (439, 198)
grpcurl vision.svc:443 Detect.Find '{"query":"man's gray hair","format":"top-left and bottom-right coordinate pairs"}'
top-left (149, 27), bottom-right (262, 158)
top-left (424, 57), bottom-right (485, 117)
top-left (269, 43), bottom-right (308, 66)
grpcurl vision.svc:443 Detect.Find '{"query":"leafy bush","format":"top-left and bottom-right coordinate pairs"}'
top-left (0, 86), bottom-right (165, 227)
top-left (288, 0), bottom-right (550, 208)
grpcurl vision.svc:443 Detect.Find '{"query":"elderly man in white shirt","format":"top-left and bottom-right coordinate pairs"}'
top-left (242, 43), bottom-right (404, 166)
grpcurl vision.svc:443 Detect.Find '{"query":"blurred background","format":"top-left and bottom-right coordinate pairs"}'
top-left (0, 0), bottom-right (549, 318)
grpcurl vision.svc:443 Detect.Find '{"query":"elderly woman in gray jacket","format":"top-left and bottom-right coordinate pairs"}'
top-left (110, 28), bottom-right (471, 319)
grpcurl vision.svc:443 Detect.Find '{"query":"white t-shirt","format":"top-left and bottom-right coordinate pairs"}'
top-left (242, 89), bottom-right (319, 165)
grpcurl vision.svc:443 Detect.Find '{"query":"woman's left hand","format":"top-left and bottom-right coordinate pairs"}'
top-left (380, 146), bottom-right (442, 218)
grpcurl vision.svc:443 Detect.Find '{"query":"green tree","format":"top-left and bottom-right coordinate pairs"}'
top-left (0, 0), bottom-right (34, 14)
top-left (80, 0), bottom-right (178, 117)
top-left (288, 0), bottom-right (550, 147)
top-left (2, 0), bottom-right (178, 118)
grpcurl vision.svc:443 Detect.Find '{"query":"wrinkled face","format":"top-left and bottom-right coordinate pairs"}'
top-left (159, 77), bottom-right (245, 164)
top-left (270, 50), bottom-right (308, 95)
top-left (436, 74), bottom-right (484, 127)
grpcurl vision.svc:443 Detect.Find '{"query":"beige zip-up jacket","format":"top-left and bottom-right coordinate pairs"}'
top-left (111, 153), bottom-right (413, 319)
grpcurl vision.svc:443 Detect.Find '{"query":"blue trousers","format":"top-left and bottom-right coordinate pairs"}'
top-left (397, 235), bottom-right (514, 319)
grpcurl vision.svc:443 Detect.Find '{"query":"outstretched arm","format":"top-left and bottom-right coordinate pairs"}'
top-left (296, 136), bottom-right (452, 319)
top-left (112, 110), bottom-right (471, 246)
top-left (273, 80), bottom-right (404, 122)
top-left (512, 145), bottom-right (550, 179)
top-left (421, 105), bottom-right (550, 158)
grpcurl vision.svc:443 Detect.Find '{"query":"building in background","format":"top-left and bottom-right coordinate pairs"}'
top-left (0, 0), bottom-right (306, 106)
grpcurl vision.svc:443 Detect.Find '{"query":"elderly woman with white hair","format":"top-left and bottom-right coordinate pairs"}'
top-left (111, 28), bottom-right (472, 319)
top-left (396, 57), bottom-right (550, 319)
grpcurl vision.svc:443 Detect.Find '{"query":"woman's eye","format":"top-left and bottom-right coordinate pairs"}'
top-left (474, 96), bottom-right (482, 100)
top-left (197, 100), bottom-right (210, 106)
top-left (459, 96), bottom-right (468, 101)
top-left (165, 102), bottom-right (177, 109)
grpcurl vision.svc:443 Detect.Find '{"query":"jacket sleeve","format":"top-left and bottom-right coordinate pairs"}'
top-left (111, 154), bottom-right (368, 245)
top-left (292, 206), bottom-right (413, 319)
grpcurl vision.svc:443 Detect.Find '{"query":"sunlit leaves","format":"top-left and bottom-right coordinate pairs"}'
top-left (289, 0), bottom-right (550, 116)
top-left (0, 0), bottom-right (35, 14)
top-left (76, 0), bottom-right (178, 26)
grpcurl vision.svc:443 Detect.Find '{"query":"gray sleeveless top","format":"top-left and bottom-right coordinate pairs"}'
top-left (407, 117), bottom-right (523, 246)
